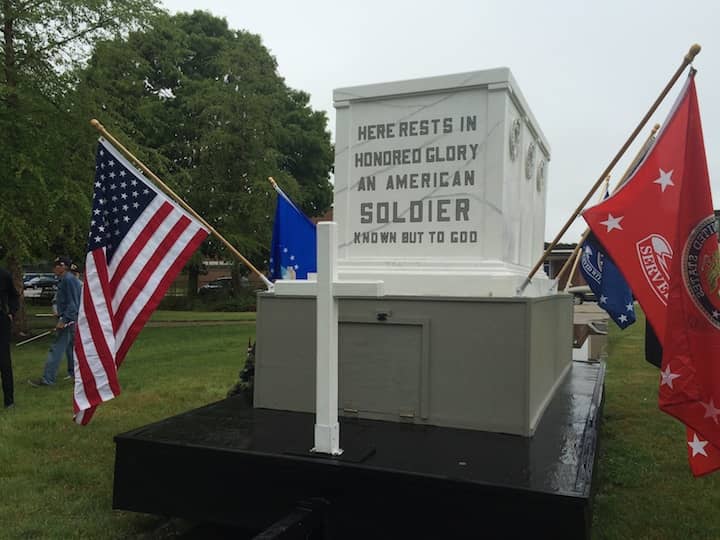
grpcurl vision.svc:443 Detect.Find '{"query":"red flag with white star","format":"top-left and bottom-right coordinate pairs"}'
top-left (658, 75), bottom-right (720, 475)
top-left (687, 428), bottom-right (720, 477)
top-left (583, 76), bottom-right (695, 340)
top-left (584, 73), bottom-right (720, 476)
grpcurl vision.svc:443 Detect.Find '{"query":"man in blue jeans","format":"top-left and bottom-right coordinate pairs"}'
top-left (29, 256), bottom-right (82, 386)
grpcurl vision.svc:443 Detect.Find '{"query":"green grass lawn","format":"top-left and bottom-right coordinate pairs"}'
top-left (1, 313), bottom-right (253, 539)
top-left (592, 310), bottom-right (720, 539)
top-left (1, 308), bottom-right (719, 539)
top-left (148, 310), bottom-right (255, 322)
top-left (21, 303), bottom-right (255, 328)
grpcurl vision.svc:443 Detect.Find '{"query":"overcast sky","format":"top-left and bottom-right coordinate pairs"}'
top-left (163, 0), bottom-right (720, 242)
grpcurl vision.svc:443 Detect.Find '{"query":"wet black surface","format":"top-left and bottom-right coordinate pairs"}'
top-left (115, 361), bottom-right (604, 539)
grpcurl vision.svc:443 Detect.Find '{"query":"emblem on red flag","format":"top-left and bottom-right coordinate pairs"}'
top-left (635, 234), bottom-right (673, 305)
top-left (682, 216), bottom-right (720, 329)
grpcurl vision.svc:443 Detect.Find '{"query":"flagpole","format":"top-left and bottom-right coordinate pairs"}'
top-left (268, 177), bottom-right (288, 200)
top-left (556, 122), bottom-right (661, 290)
top-left (562, 177), bottom-right (609, 292)
top-left (561, 177), bottom-right (609, 291)
top-left (15, 330), bottom-right (53, 347)
top-left (563, 241), bottom-right (583, 292)
top-left (89, 119), bottom-right (274, 290)
top-left (268, 176), bottom-right (281, 193)
top-left (268, 176), bottom-right (301, 205)
top-left (518, 43), bottom-right (701, 295)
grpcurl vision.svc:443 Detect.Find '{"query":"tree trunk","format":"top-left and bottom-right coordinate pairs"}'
top-left (3, 0), bottom-right (18, 109)
top-left (231, 262), bottom-right (246, 297)
top-left (187, 265), bottom-right (199, 298)
top-left (7, 254), bottom-right (27, 338)
top-left (3, 3), bottom-right (24, 337)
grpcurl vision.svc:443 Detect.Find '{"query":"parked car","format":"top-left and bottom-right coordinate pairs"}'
top-left (198, 277), bottom-right (233, 295)
top-left (23, 273), bottom-right (41, 287)
top-left (24, 274), bottom-right (59, 290)
top-left (566, 285), bottom-right (596, 304)
top-left (197, 276), bottom-right (251, 296)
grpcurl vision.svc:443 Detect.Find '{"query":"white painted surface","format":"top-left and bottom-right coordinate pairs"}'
top-left (273, 279), bottom-right (384, 298)
top-left (333, 69), bottom-right (552, 296)
top-left (311, 222), bottom-right (384, 455)
top-left (272, 280), bottom-right (318, 296)
top-left (572, 339), bottom-right (589, 361)
top-left (313, 222), bottom-right (342, 455)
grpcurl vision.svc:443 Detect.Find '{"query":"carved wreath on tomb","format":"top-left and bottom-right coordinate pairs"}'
top-left (509, 118), bottom-right (521, 162)
top-left (525, 141), bottom-right (536, 180)
top-left (536, 159), bottom-right (546, 192)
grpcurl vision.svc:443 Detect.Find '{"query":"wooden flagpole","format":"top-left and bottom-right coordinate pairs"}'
top-left (517, 44), bottom-right (701, 295)
top-left (556, 122), bottom-right (661, 290)
top-left (15, 330), bottom-right (53, 347)
top-left (90, 119), bottom-right (274, 290)
top-left (268, 177), bottom-right (290, 201)
top-left (268, 176), bottom-right (281, 193)
top-left (562, 177), bottom-right (610, 291)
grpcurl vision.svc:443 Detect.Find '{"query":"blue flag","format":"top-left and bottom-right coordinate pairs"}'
top-left (269, 190), bottom-right (316, 280)
top-left (579, 233), bottom-right (636, 329)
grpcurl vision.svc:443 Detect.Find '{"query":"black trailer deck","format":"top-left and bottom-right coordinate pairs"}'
top-left (113, 360), bottom-right (605, 539)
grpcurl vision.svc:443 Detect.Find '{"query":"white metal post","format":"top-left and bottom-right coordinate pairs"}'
top-left (312, 222), bottom-right (342, 455)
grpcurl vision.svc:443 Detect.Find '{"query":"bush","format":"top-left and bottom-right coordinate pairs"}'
top-left (197, 290), bottom-right (257, 312)
top-left (157, 295), bottom-right (197, 311)
top-left (157, 290), bottom-right (258, 312)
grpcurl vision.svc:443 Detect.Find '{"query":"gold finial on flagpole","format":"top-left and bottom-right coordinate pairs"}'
top-left (686, 44), bottom-right (701, 63)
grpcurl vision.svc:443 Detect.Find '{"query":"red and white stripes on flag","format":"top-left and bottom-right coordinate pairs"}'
top-left (73, 139), bottom-right (209, 424)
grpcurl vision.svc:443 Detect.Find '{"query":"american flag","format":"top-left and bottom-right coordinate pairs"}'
top-left (73, 139), bottom-right (209, 424)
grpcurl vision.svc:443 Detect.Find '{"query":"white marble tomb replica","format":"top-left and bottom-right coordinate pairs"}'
top-left (255, 68), bottom-right (573, 442)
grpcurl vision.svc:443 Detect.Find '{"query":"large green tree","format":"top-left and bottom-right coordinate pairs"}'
top-left (77, 11), bottom-right (334, 292)
top-left (1, 0), bottom-right (159, 330)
